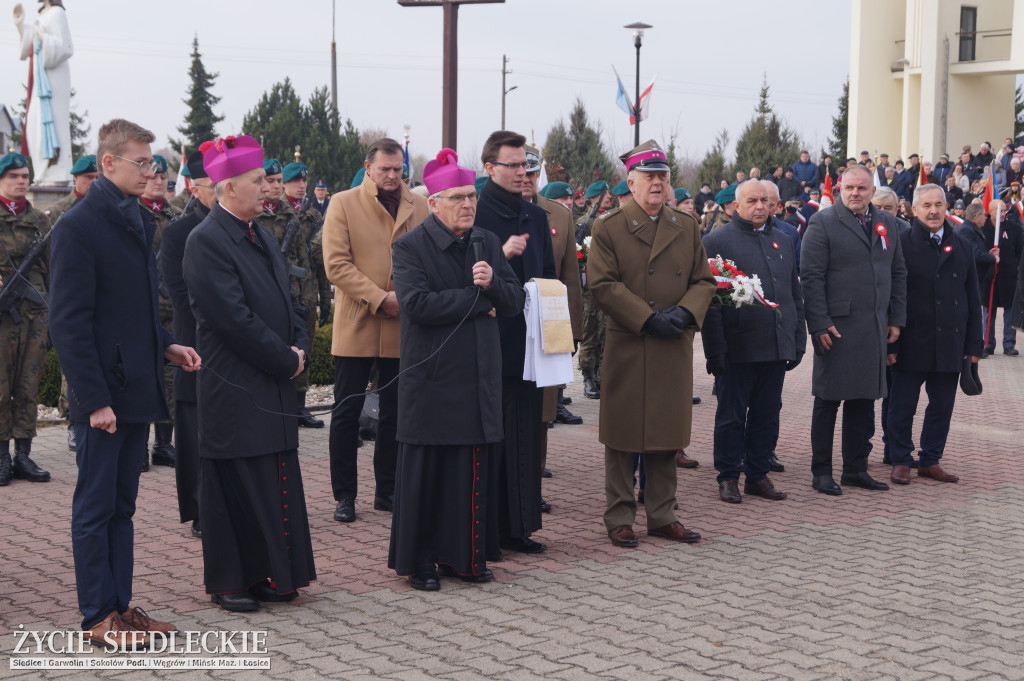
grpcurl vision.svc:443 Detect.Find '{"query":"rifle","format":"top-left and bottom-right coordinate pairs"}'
top-left (279, 195), bottom-right (311, 280)
top-left (575, 188), bottom-right (606, 245)
top-left (180, 194), bottom-right (199, 218)
top-left (0, 228), bottom-right (51, 325)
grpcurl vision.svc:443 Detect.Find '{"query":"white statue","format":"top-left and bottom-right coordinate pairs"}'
top-left (13, 0), bottom-right (73, 185)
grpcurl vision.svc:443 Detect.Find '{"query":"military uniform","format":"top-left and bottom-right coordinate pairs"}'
top-left (577, 181), bottom-right (610, 398)
top-left (309, 227), bottom-right (332, 326)
top-left (48, 191), bottom-right (83, 225)
top-left (168, 191), bottom-right (191, 214)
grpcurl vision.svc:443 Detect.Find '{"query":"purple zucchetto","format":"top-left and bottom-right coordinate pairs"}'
top-left (422, 148), bottom-right (476, 195)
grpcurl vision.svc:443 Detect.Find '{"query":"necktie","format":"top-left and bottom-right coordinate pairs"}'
top-left (857, 213), bottom-right (871, 237)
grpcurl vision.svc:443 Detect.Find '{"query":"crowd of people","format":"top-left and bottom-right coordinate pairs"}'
top-left (1, 121), bottom-right (1023, 647)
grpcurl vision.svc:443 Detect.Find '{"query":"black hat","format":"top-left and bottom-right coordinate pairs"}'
top-left (959, 357), bottom-right (982, 395)
top-left (186, 150), bottom-right (208, 179)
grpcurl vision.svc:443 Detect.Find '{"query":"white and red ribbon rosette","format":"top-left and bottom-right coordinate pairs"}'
top-left (875, 222), bottom-right (888, 250)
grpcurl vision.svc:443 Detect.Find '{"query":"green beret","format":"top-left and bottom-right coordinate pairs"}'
top-left (539, 181), bottom-right (573, 199)
top-left (0, 152), bottom-right (29, 178)
top-left (674, 187), bottom-right (692, 202)
top-left (264, 159), bottom-right (283, 177)
top-left (611, 180), bottom-right (630, 196)
top-left (714, 184), bottom-right (737, 205)
top-left (350, 167), bottom-right (366, 189)
top-left (283, 162), bottom-right (308, 183)
top-left (70, 155), bottom-right (97, 175)
top-left (475, 175), bottom-right (488, 193)
top-left (585, 180), bottom-right (608, 199)
top-left (179, 160), bottom-right (191, 178)
top-left (152, 155), bottom-right (169, 174)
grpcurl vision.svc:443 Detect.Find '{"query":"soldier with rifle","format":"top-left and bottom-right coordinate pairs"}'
top-left (576, 182), bottom-right (608, 399)
top-left (0, 152), bottom-right (51, 486)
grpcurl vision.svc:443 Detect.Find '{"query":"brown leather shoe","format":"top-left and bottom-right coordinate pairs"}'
top-left (648, 522), bottom-right (701, 543)
top-left (890, 465), bottom-right (912, 485)
top-left (675, 450), bottom-right (699, 468)
top-left (608, 525), bottom-right (638, 547)
top-left (120, 606), bottom-right (176, 634)
top-left (718, 480), bottom-right (741, 503)
top-left (918, 464), bottom-right (959, 482)
top-left (744, 478), bottom-right (788, 500)
top-left (83, 611), bottom-right (148, 649)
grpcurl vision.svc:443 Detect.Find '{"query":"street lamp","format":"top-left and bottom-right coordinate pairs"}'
top-left (624, 22), bottom-right (652, 147)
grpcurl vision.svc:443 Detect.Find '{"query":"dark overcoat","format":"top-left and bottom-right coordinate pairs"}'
top-left (588, 200), bottom-right (716, 452)
top-left (701, 215), bottom-right (806, 363)
top-left (158, 201), bottom-right (210, 403)
top-left (982, 216), bottom-right (1023, 308)
top-left (49, 175), bottom-right (173, 423)
top-left (890, 220), bottom-right (983, 373)
top-left (475, 179), bottom-right (556, 377)
top-left (800, 201), bottom-right (907, 400)
top-left (182, 203), bottom-right (309, 459)
top-left (391, 215), bottom-right (526, 445)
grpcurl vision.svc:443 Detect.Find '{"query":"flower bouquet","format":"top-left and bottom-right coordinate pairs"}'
top-left (576, 234), bottom-right (592, 273)
top-left (708, 254), bottom-right (779, 312)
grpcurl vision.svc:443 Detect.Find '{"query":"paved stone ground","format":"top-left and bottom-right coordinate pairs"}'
top-left (2, 311), bottom-right (1023, 680)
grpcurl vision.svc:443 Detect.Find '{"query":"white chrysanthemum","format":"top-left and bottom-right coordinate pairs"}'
top-left (583, 235), bottom-right (592, 249)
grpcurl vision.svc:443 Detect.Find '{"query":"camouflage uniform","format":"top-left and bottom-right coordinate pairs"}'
top-left (309, 227), bottom-right (332, 319)
top-left (261, 200), bottom-right (320, 392)
top-left (142, 198), bottom-right (181, 422)
top-left (578, 284), bottom-right (606, 380)
top-left (0, 203), bottom-right (50, 440)
top-left (168, 191), bottom-right (191, 214)
top-left (48, 191), bottom-right (83, 225)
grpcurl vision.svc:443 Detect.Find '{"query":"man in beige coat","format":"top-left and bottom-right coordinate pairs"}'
top-left (322, 138), bottom-right (430, 523)
top-left (588, 140), bottom-right (716, 548)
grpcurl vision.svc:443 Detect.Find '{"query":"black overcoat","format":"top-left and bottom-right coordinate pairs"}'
top-left (701, 215), bottom-right (806, 364)
top-left (475, 180), bottom-right (556, 377)
top-left (158, 201), bottom-right (210, 403)
top-left (391, 215), bottom-right (526, 445)
top-left (49, 175), bottom-right (174, 423)
top-left (982, 216), bottom-right (1023, 308)
top-left (891, 220), bottom-right (984, 372)
top-left (182, 203), bottom-right (309, 459)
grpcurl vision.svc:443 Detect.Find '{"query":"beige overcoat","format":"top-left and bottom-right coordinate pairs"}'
top-left (588, 200), bottom-right (716, 452)
top-left (322, 175), bottom-right (429, 357)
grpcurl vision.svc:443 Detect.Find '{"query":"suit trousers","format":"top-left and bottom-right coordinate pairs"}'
top-left (71, 421), bottom-right (148, 630)
top-left (713, 361), bottom-right (787, 483)
top-left (982, 306), bottom-right (1016, 350)
top-left (604, 446), bottom-right (676, 531)
top-left (810, 397), bottom-right (874, 477)
top-left (885, 369), bottom-right (958, 468)
top-left (329, 356), bottom-right (399, 501)
top-left (174, 402), bottom-right (200, 524)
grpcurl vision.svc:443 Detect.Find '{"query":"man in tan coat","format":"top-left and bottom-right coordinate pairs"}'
top-left (322, 138), bottom-right (429, 523)
top-left (588, 140), bottom-right (716, 548)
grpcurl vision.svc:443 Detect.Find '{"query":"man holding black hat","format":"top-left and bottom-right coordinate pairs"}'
top-left (0, 152), bottom-right (52, 486)
top-left (49, 155), bottom-right (99, 224)
top-left (158, 149), bottom-right (216, 539)
top-left (140, 154), bottom-right (181, 470)
top-left (588, 139), bottom-right (716, 548)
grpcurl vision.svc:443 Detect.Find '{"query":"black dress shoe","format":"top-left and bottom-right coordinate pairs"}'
top-left (373, 494), bottom-right (394, 512)
top-left (500, 537), bottom-right (547, 554)
top-left (718, 480), bottom-right (741, 503)
top-left (437, 565), bottom-right (494, 583)
top-left (555, 404), bottom-right (583, 425)
top-left (767, 451), bottom-right (785, 473)
top-left (334, 498), bottom-right (356, 522)
top-left (249, 580), bottom-right (298, 602)
top-left (190, 521), bottom-right (202, 539)
top-left (211, 592), bottom-right (259, 612)
top-left (541, 468), bottom-right (552, 478)
top-left (409, 565), bottom-right (440, 591)
top-left (692, 396), bottom-right (702, 405)
top-left (297, 409), bottom-right (325, 428)
top-left (840, 471), bottom-right (889, 491)
top-left (1005, 348), bottom-right (1020, 356)
top-left (812, 475), bottom-right (842, 495)
top-left (151, 448), bottom-right (175, 468)
top-left (141, 457), bottom-right (150, 473)
top-left (540, 498), bottom-right (551, 513)
top-left (637, 490), bottom-right (645, 505)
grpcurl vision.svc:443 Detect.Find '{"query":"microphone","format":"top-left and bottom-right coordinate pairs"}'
top-left (470, 233), bottom-right (486, 264)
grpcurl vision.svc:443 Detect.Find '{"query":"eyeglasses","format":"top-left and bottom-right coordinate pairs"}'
top-left (113, 155), bottom-right (160, 174)
top-left (490, 161), bottom-right (530, 171)
top-left (438, 192), bottom-right (478, 203)
top-left (192, 182), bottom-right (215, 190)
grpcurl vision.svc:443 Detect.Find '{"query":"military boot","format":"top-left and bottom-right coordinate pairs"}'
top-left (151, 423), bottom-right (176, 467)
top-left (0, 440), bottom-right (11, 486)
top-left (12, 438), bottom-right (50, 482)
top-left (297, 392), bottom-right (324, 428)
top-left (582, 370), bottom-right (600, 400)
top-left (67, 423), bottom-right (77, 451)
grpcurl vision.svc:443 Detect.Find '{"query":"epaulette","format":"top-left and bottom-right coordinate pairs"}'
top-left (598, 207), bottom-right (622, 221)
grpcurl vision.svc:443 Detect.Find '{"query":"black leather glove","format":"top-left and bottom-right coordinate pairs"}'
top-left (643, 310), bottom-right (687, 338)
top-left (663, 305), bottom-right (695, 330)
top-left (786, 355), bottom-right (803, 371)
top-left (318, 302), bottom-right (332, 328)
top-left (706, 354), bottom-right (729, 377)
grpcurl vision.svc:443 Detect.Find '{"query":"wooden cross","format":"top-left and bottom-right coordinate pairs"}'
top-left (398, 0), bottom-right (505, 150)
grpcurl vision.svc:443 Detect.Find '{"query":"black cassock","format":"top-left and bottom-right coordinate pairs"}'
top-left (183, 204), bottom-right (315, 595)
top-left (388, 214), bottom-right (525, 576)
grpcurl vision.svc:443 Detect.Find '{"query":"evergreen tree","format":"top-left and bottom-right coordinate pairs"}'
top-left (1015, 83), bottom-right (1024, 144)
top-left (172, 36), bottom-right (224, 154)
top-left (69, 89), bottom-right (90, 159)
top-left (697, 128), bottom-right (730, 191)
top-left (665, 134), bottom-right (682, 188)
top-left (825, 77), bottom-right (849, 161)
top-left (241, 78), bottom-right (303, 167)
top-left (732, 75), bottom-right (803, 177)
top-left (542, 98), bottom-right (616, 192)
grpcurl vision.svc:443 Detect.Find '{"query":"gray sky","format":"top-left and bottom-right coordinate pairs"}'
top-left (0, 0), bottom-right (849, 170)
